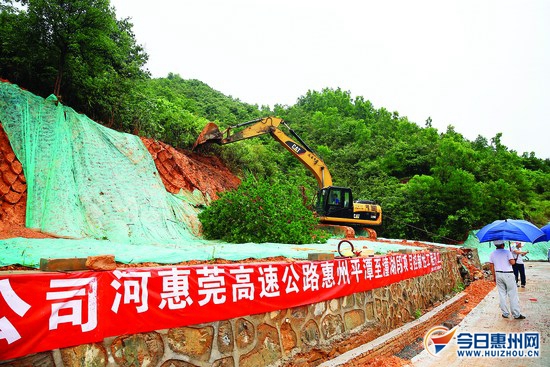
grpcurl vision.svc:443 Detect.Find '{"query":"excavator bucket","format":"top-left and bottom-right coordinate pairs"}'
top-left (192, 122), bottom-right (223, 150)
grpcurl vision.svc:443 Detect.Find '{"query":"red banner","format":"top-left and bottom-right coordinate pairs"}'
top-left (0, 252), bottom-right (442, 360)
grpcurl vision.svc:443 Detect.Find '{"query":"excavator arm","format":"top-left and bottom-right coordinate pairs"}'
top-left (194, 117), bottom-right (333, 188)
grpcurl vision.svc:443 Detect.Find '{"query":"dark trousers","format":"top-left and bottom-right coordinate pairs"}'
top-left (513, 263), bottom-right (526, 286)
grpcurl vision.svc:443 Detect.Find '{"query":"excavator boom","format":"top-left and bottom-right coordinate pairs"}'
top-left (194, 117), bottom-right (333, 188)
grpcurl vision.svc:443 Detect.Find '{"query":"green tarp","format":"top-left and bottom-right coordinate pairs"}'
top-left (0, 82), bottom-right (204, 244)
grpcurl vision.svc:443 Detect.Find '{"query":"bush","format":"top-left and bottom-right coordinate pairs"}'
top-left (198, 176), bottom-right (328, 244)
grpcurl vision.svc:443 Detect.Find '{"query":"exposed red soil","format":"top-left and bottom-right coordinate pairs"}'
top-left (0, 226), bottom-right (56, 240)
top-left (141, 137), bottom-right (240, 200)
top-left (0, 123), bottom-right (27, 234)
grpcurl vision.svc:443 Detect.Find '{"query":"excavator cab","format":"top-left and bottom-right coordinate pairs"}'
top-left (315, 186), bottom-right (354, 219)
top-left (316, 186), bottom-right (382, 228)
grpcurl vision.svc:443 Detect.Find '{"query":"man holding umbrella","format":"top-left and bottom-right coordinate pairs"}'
top-left (489, 240), bottom-right (526, 319)
top-left (477, 219), bottom-right (543, 319)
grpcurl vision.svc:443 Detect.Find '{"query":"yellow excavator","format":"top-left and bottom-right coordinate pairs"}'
top-left (193, 116), bottom-right (382, 237)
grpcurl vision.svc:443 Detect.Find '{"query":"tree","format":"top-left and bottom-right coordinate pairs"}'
top-left (0, 0), bottom-right (149, 125)
top-left (198, 176), bottom-right (328, 244)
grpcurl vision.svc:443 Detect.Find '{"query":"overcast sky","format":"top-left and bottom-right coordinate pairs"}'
top-left (111, 0), bottom-right (549, 159)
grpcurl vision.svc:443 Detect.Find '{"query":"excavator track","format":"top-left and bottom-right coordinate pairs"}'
top-left (350, 226), bottom-right (378, 239)
top-left (317, 224), bottom-right (378, 239)
top-left (364, 227), bottom-right (377, 240)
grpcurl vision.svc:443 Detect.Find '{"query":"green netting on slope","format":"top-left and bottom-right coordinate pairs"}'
top-left (0, 82), bottom-right (204, 244)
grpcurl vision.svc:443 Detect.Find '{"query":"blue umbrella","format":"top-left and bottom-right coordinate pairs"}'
top-left (476, 219), bottom-right (545, 243)
top-left (533, 223), bottom-right (550, 243)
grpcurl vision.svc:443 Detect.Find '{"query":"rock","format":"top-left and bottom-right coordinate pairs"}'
top-left (86, 254), bottom-right (116, 271)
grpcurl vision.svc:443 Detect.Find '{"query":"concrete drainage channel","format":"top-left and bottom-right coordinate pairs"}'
top-left (319, 291), bottom-right (467, 366)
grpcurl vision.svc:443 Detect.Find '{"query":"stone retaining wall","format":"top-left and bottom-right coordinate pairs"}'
top-left (2, 249), bottom-right (463, 367)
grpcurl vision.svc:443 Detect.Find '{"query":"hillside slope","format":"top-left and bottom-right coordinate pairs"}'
top-left (0, 81), bottom-right (240, 240)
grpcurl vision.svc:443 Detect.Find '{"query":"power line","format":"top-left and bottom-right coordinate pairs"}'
top-left (383, 214), bottom-right (462, 245)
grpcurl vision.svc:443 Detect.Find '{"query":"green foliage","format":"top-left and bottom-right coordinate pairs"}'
top-left (119, 75), bottom-right (266, 149)
top-left (146, 75), bottom-right (262, 125)
top-left (198, 176), bottom-right (328, 244)
top-left (0, 0), bottom-right (149, 126)
top-left (1, 2), bottom-right (548, 245)
top-left (452, 282), bottom-right (465, 293)
top-left (281, 88), bottom-right (549, 243)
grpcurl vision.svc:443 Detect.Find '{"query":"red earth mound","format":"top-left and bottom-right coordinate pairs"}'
top-left (141, 137), bottom-right (240, 201)
top-left (0, 123), bottom-right (27, 235)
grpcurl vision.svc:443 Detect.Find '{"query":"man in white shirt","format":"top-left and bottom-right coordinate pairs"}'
top-left (489, 240), bottom-right (525, 319)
